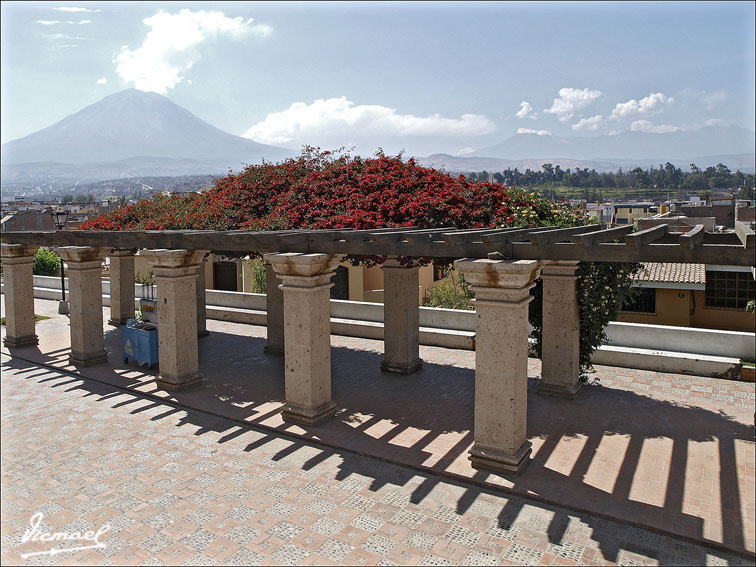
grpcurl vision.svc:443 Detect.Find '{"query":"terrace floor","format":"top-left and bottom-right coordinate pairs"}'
top-left (1, 296), bottom-right (754, 565)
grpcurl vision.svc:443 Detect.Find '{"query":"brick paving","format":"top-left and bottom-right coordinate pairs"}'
top-left (1, 296), bottom-right (755, 565)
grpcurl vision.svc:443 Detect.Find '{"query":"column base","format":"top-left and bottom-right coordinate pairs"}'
top-left (198, 330), bottom-right (210, 338)
top-left (381, 357), bottom-right (423, 374)
top-left (3, 334), bottom-right (39, 348)
top-left (282, 400), bottom-right (337, 426)
top-left (469, 441), bottom-right (532, 475)
top-left (263, 343), bottom-right (284, 356)
top-left (69, 350), bottom-right (108, 367)
top-left (108, 317), bottom-right (130, 327)
top-left (537, 379), bottom-right (584, 399)
top-left (156, 372), bottom-right (203, 391)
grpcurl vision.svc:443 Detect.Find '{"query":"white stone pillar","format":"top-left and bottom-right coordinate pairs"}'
top-left (381, 258), bottom-right (422, 374)
top-left (263, 260), bottom-right (284, 355)
top-left (454, 258), bottom-right (542, 474)
top-left (538, 261), bottom-right (583, 399)
top-left (196, 257), bottom-right (209, 337)
top-left (142, 249), bottom-right (207, 391)
top-left (264, 252), bottom-right (345, 426)
top-left (58, 246), bottom-right (110, 367)
top-left (1, 244), bottom-right (40, 348)
top-left (108, 249), bottom-right (135, 327)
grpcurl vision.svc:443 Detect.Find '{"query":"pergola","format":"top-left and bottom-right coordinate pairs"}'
top-left (2, 222), bottom-right (754, 474)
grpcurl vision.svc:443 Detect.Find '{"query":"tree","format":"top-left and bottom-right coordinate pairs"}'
top-left (61, 194), bottom-right (73, 205)
top-left (33, 248), bottom-right (60, 276)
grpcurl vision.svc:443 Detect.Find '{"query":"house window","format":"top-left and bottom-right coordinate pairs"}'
top-left (616, 217), bottom-right (629, 224)
top-left (705, 271), bottom-right (756, 310)
top-left (621, 287), bottom-right (656, 314)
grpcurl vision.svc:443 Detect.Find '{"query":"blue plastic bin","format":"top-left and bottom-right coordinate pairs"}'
top-left (122, 318), bottom-right (159, 368)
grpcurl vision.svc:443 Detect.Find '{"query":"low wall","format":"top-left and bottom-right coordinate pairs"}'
top-left (6, 276), bottom-right (755, 374)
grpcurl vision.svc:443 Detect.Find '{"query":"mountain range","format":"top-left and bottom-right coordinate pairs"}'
top-left (1, 89), bottom-right (754, 182)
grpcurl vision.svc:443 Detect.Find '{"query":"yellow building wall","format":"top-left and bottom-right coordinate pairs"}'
top-left (690, 290), bottom-right (756, 332)
top-left (345, 263), bottom-right (364, 302)
top-left (617, 288), bottom-right (691, 327)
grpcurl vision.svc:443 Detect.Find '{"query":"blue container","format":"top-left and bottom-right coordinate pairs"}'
top-left (122, 318), bottom-right (159, 368)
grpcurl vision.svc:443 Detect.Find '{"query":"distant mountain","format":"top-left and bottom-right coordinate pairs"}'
top-left (1, 89), bottom-right (294, 180)
top-left (471, 125), bottom-right (755, 163)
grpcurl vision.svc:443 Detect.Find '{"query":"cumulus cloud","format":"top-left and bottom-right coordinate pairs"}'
top-left (630, 120), bottom-right (680, 134)
top-left (517, 128), bottom-right (552, 136)
top-left (456, 147), bottom-right (476, 155)
top-left (54, 6), bottom-right (100, 12)
top-left (571, 114), bottom-right (604, 131)
top-left (610, 92), bottom-right (673, 120)
top-left (115, 9), bottom-right (271, 94)
top-left (515, 101), bottom-right (536, 120)
top-left (704, 118), bottom-right (727, 127)
top-left (544, 88), bottom-right (601, 122)
top-left (243, 97), bottom-right (495, 146)
top-left (96, 77), bottom-right (107, 84)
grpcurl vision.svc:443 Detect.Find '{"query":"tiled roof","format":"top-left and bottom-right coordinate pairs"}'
top-left (638, 262), bottom-right (706, 284)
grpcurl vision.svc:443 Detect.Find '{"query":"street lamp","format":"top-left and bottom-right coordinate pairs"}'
top-left (50, 209), bottom-right (70, 314)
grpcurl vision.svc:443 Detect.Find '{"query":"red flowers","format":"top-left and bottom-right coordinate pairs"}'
top-left (80, 148), bottom-right (582, 262)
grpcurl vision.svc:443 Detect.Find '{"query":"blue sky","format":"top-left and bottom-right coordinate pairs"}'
top-left (1, 1), bottom-right (754, 156)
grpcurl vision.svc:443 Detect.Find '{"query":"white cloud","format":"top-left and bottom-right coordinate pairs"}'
top-left (544, 87), bottom-right (601, 122)
top-left (115, 9), bottom-right (271, 94)
top-left (456, 147), bottom-right (476, 155)
top-left (243, 97), bottom-right (495, 146)
top-left (54, 7), bottom-right (100, 12)
top-left (47, 34), bottom-right (94, 40)
top-left (36, 19), bottom-right (91, 25)
top-left (96, 77), bottom-right (107, 84)
top-left (609, 130), bottom-right (620, 136)
top-left (704, 118), bottom-right (727, 127)
top-left (630, 120), bottom-right (680, 134)
top-left (515, 101), bottom-right (536, 120)
top-left (610, 92), bottom-right (673, 120)
top-left (571, 114), bottom-right (604, 131)
top-left (517, 128), bottom-right (552, 136)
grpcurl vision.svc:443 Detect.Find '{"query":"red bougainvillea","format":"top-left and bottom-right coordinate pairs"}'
top-left (80, 148), bottom-right (584, 263)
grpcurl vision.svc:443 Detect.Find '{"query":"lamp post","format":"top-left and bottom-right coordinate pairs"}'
top-left (50, 209), bottom-right (70, 314)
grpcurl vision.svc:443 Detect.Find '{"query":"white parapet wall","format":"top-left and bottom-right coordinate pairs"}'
top-left (5, 275), bottom-right (754, 376)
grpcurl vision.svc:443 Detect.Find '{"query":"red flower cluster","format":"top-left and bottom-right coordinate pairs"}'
top-left (80, 148), bottom-right (581, 263)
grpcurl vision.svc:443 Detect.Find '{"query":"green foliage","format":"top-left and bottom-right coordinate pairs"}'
top-left (424, 270), bottom-right (474, 310)
top-left (135, 268), bottom-right (156, 285)
top-left (33, 248), bottom-right (61, 276)
top-left (529, 261), bottom-right (641, 379)
top-left (247, 257), bottom-right (267, 293)
top-left (746, 300), bottom-right (756, 313)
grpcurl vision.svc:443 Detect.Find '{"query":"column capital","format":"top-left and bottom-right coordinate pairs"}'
top-left (1, 244), bottom-right (40, 262)
top-left (57, 246), bottom-right (110, 264)
top-left (108, 248), bottom-right (136, 257)
top-left (541, 261), bottom-right (580, 278)
top-left (140, 249), bottom-right (208, 278)
top-left (264, 252), bottom-right (345, 277)
top-left (454, 258), bottom-right (541, 289)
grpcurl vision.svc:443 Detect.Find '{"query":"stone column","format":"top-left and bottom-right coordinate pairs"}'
top-left (196, 257), bottom-right (209, 337)
top-left (381, 258), bottom-right (422, 374)
top-left (264, 252), bottom-right (345, 426)
top-left (58, 246), bottom-right (110, 366)
top-left (263, 260), bottom-right (284, 355)
top-left (108, 249), bottom-right (135, 327)
top-left (1, 244), bottom-right (40, 348)
top-left (141, 249), bottom-right (207, 391)
top-left (538, 261), bottom-right (583, 399)
top-left (454, 258), bottom-right (542, 474)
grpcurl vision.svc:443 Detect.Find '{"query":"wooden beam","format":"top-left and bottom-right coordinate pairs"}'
top-left (529, 224), bottom-right (606, 245)
top-left (480, 226), bottom-right (556, 244)
top-left (678, 224), bottom-right (705, 249)
top-left (574, 225), bottom-right (634, 246)
top-left (624, 224), bottom-right (668, 248)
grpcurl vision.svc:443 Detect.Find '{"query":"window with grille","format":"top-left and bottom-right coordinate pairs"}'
top-left (705, 271), bottom-right (756, 309)
top-left (621, 287), bottom-right (656, 314)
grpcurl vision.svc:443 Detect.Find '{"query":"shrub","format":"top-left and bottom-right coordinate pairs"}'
top-left (33, 248), bottom-right (60, 276)
top-left (424, 269), bottom-right (474, 310)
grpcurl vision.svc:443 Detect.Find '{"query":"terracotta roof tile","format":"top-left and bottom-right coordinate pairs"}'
top-left (637, 262), bottom-right (706, 284)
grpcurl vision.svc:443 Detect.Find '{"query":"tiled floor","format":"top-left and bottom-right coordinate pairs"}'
top-left (1, 296), bottom-right (754, 565)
